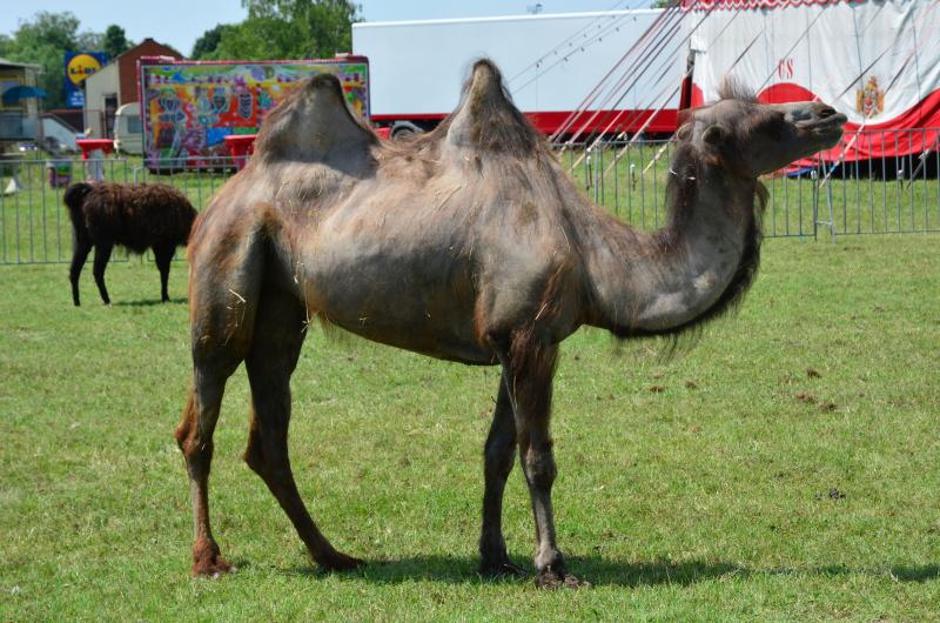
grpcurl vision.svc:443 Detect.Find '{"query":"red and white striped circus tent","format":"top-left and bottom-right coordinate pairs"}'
top-left (683, 0), bottom-right (940, 161)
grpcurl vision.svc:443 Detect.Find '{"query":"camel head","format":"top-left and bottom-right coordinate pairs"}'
top-left (681, 81), bottom-right (846, 177)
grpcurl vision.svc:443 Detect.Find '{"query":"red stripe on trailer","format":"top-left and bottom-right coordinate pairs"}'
top-left (371, 109), bottom-right (679, 136)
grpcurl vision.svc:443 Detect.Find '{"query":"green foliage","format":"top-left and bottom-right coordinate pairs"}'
top-left (209, 0), bottom-right (360, 61)
top-left (13, 11), bottom-right (80, 51)
top-left (102, 25), bottom-right (131, 60)
top-left (191, 24), bottom-right (230, 60)
top-left (0, 33), bottom-right (14, 57)
top-left (74, 30), bottom-right (105, 52)
top-left (1, 3), bottom-right (359, 109)
top-left (0, 232), bottom-right (939, 619)
top-left (2, 11), bottom-right (107, 109)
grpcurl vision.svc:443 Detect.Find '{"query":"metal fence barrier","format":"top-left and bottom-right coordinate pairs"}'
top-left (562, 127), bottom-right (940, 240)
top-left (0, 156), bottom-right (238, 265)
top-left (1, 129), bottom-right (938, 265)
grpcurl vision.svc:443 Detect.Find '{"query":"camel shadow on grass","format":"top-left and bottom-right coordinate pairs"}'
top-left (282, 555), bottom-right (940, 587)
top-left (113, 297), bottom-right (187, 308)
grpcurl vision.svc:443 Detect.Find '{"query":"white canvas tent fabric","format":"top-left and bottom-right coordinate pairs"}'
top-left (684, 0), bottom-right (939, 160)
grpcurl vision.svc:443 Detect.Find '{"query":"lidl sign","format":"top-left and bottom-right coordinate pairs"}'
top-left (64, 51), bottom-right (108, 108)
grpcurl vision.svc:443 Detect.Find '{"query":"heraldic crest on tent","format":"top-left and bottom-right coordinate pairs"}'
top-left (856, 76), bottom-right (885, 119)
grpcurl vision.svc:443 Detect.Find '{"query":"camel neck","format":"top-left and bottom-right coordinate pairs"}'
top-left (579, 165), bottom-right (760, 337)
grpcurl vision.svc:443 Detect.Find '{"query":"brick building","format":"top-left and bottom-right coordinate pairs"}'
top-left (83, 38), bottom-right (183, 139)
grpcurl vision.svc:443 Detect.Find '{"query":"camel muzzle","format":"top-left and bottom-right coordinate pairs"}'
top-left (784, 103), bottom-right (847, 148)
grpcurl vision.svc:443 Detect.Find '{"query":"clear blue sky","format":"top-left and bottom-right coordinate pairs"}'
top-left (1, 1), bottom-right (635, 58)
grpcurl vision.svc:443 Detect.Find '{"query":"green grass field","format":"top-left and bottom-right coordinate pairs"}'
top-left (1, 230), bottom-right (939, 619)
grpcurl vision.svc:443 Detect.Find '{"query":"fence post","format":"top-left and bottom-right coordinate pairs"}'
top-left (811, 169), bottom-right (819, 241)
top-left (584, 147), bottom-right (592, 193)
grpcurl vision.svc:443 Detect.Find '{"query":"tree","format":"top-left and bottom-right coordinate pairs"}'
top-left (2, 11), bottom-right (113, 109)
top-left (103, 25), bottom-right (131, 59)
top-left (4, 12), bottom-right (83, 109)
top-left (191, 24), bottom-right (229, 60)
top-left (210, 0), bottom-right (360, 61)
top-left (75, 30), bottom-right (105, 51)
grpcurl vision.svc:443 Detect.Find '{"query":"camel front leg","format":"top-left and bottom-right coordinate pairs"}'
top-left (479, 373), bottom-right (523, 576)
top-left (499, 339), bottom-right (585, 589)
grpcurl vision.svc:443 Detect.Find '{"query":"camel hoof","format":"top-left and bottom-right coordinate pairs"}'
top-left (479, 559), bottom-right (527, 579)
top-left (191, 538), bottom-right (232, 578)
top-left (192, 554), bottom-right (233, 578)
top-left (535, 567), bottom-right (590, 590)
top-left (319, 551), bottom-right (365, 572)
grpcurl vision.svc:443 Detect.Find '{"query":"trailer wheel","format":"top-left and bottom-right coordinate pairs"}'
top-left (390, 121), bottom-right (423, 140)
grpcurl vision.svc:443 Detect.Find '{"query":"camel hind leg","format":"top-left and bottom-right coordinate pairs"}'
top-left (175, 218), bottom-right (264, 576)
top-left (243, 284), bottom-right (363, 571)
top-left (176, 370), bottom-right (235, 575)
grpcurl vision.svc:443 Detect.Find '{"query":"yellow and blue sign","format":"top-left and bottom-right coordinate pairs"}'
top-left (64, 51), bottom-right (108, 108)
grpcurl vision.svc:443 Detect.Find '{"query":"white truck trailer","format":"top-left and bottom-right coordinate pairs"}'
top-left (352, 10), bottom-right (682, 138)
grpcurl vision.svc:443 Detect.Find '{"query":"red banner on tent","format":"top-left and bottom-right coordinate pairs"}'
top-left (686, 0), bottom-right (939, 161)
top-left (682, 0), bottom-right (857, 10)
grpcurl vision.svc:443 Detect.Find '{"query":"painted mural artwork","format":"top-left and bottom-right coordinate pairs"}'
top-left (140, 60), bottom-right (369, 167)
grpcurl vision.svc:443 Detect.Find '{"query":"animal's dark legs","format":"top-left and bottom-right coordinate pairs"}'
top-left (153, 244), bottom-right (175, 302)
top-left (91, 242), bottom-right (113, 305)
top-left (69, 234), bottom-right (92, 306)
top-left (243, 288), bottom-right (363, 572)
top-left (479, 374), bottom-right (523, 577)
top-left (499, 339), bottom-right (584, 589)
top-left (176, 368), bottom-right (233, 576)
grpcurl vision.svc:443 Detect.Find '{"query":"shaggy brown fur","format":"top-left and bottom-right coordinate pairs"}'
top-left (611, 140), bottom-right (767, 339)
top-left (65, 182), bottom-right (197, 306)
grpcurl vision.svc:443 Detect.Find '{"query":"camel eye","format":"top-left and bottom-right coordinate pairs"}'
top-left (762, 114), bottom-right (787, 140)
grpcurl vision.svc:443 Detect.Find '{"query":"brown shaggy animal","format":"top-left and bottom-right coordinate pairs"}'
top-left (65, 182), bottom-right (197, 306)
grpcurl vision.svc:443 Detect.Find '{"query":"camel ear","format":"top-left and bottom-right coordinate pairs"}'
top-left (702, 124), bottom-right (728, 146)
top-left (675, 123), bottom-right (692, 141)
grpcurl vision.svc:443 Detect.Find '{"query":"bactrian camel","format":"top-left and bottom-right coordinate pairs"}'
top-left (176, 59), bottom-right (846, 587)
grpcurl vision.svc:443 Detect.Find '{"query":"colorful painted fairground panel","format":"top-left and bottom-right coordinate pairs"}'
top-left (139, 59), bottom-right (369, 167)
